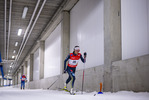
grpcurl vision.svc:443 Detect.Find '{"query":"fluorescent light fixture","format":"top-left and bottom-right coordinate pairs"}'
top-left (22, 7), bottom-right (28, 19)
top-left (12, 56), bottom-right (15, 59)
top-left (13, 50), bottom-right (16, 54)
top-left (18, 29), bottom-right (22, 36)
top-left (15, 42), bottom-right (18, 46)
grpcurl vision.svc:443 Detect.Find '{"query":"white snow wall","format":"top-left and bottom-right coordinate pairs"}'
top-left (70, 0), bottom-right (104, 70)
top-left (44, 23), bottom-right (61, 78)
top-left (33, 48), bottom-right (40, 81)
top-left (121, 0), bottom-right (149, 60)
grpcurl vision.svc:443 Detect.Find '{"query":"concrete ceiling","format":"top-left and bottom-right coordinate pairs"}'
top-left (0, 0), bottom-right (66, 78)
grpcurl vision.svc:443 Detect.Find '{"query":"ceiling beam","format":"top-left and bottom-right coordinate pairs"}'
top-left (13, 0), bottom-right (47, 74)
top-left (7, 0), bottom-right (12, 60)
top-left (15, 0), bottom-right (41, 62)
top-left (16, 0), bottom-right (47, 62)
top-left (4, 0), bottom-right (7, 60)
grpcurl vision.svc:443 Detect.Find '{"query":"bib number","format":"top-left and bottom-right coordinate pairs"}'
top-left (73, 61), bottom-right (76, 63)
top-left (69, 59), bottom-right (79, 65)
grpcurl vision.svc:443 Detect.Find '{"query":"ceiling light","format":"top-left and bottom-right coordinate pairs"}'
top-left (22, 7), bottom-right (28, 19)
top-left (18, 29), bottom-right (22, 36)
top-left (13, 50), bottom-right (16, 54)
top-left (15, 42), bottom-right (18, 46)
top-left (12, 56), bottom-right (15, 59)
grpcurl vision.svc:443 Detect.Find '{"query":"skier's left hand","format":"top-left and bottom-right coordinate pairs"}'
top-left (64, 69), bottom-right (67, 73)
top-left (84, 52), bottom-right (87, 58)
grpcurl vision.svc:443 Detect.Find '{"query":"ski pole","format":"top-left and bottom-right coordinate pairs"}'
top-left (81, 63), bottom-right (85, 94)
top-left (47, 76), bottom-right (60, 89)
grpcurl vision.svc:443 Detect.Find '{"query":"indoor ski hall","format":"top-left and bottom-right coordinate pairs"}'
top-left (0, 0), bottom-right (149, 100)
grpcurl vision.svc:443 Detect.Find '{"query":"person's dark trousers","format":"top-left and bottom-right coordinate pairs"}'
top-left (21, 81), bottom-right (25, 89)
top-left (66, 66), bottom-right (76, 88)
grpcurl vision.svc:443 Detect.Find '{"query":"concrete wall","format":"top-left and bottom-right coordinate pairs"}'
top-left (26, 54), bottom-right (149, 92)
top-left (26, 65), bottom-right (103, 92)
top-left (112, 54), bottom-right (149, 92)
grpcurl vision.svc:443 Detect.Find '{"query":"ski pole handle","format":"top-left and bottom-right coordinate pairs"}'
top-left (84, 52), bottom-right (87, 58)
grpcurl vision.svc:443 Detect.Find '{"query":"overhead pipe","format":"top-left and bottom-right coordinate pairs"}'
top-left (15, 0), bottom-right (41, 61)
top-left (4, 0), bottom-right (7, 60)
top-left (16, 0), bottom-right (47, 62)
top-left (13, 0), bottom-right (46, 71)
top-left (7, 0), bottom-right (12, 60)
top-left (14, 0), bottom-right (41, 68)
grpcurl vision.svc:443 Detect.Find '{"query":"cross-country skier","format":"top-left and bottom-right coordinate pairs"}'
top-left (20, 74), bottom-right (27, 89)
top-left (64, 45), bottom-right (87, 95)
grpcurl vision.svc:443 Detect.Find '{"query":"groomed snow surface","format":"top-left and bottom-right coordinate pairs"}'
top-left (0, 87), bottom-right (149, 100)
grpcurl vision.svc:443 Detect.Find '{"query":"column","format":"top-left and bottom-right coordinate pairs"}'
top-left (21, 66), bottom-right (23, 76)
top-left (24, 61), bottom-right (27, 76)
top-left (104, 0), bottom-right (121, 92)
top-left (0, 78), bottom-right (1, 86)
top-left (16, 72), bottom-right (18, 85)
top-left (30, 54), bottom-right (34, 81)
top-left (18, 70), bottom-right (21, 84)
top-left (1, 78), bottom-right (4, 86)
top-left (61, 10), bottom-right (70, 74)
top-left (12, 75), bottom-right (15, 86)
top-left (39, 41), bottom-right (45, 79)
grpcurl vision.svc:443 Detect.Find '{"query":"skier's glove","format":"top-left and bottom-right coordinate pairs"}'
top-left (64, 69), bottom-right (67, 73)
top-left (84, 52), bottom-right (87, 58)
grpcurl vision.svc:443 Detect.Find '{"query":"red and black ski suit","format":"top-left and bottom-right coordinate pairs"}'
top-left (64, 52), bottom-right (86, 88)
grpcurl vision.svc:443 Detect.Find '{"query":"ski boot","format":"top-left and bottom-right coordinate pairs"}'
top-left (64, 83), bottom-right (67, 90)
top-left (70, 88), bottom-right (75, 95)
top-left (62, 83), bottom-right (69, 92)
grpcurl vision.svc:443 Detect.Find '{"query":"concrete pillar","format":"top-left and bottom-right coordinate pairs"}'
top-left (1, 78), bottom-right (4, 86)
top-left (15, 73), bottom-right (18, 85)
top-left (8, 80), bottom-right (11, 85)
top-left (21, 66), bottom-right (23, 76)
top-left (39, 41), bottom-right (45, 79)
top-left (0, 78), bottom-right (1, 86)
top-left (24, 61), bottom-right (27, 76)
top-left (18, 70), bottom-right (21, 84)
top-left (16, 71), bottom-right (18, 84)
top-left (12, 76), bottom-right (15, 85)
top-left (29, 54), bottom-right (34, 81)
top-left (104, 0), bottom-right (121, 92)
top-left (61, 10), bottom-right (70, 74)
top-left (14, 75), bottom-right (15, 85)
